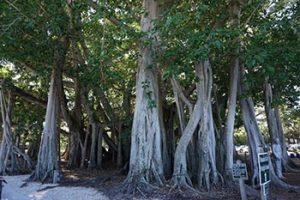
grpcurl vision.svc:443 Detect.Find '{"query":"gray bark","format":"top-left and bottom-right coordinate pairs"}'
top-left (31, 66), bottom-right (62, 183)
top-left (264, 81), bottom-right (284, 178)
top-left (240, 68), bottom-right (299, 191)
top-left (89, 122), bottom-right (100, 169)
top-left (172, 60), bottom-right (219, 190)
top-left (121, 0), bottom-right (164, 193)
top-left (240, 96), bottom-right (262, 186)
top-left (31, 37), bottom-right (68, 182)
top-left (97, 127), bottom-right (103, 169)
top-left (196, 61), bottom-right (219, 189)
top-left (224, 0), bottom-right (241, 179)
top-left (0, 90), bottom-right (32, 174)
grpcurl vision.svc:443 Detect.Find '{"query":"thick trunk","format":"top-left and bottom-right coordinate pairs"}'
top-left (31, 37), bottom-right (68, 182)
top-left (121, 0), bottom-right (164, 193)
top-left (31, 66), bottom-right (62, 183)
top-left (67, 81), bottom-right (83, 169)
top-left (171, 77), bottom-right (198, 178)
top-left (224, 57), bottom-right (239, 179)
top-left (213, 86), bottom-right (226, 173)
top-left (80, 129), bottom-right (89, 168)
top-left (240, 97), bottom-right (262, 186)
top-left (172, 60), bottom-right (219, 190)
top-left (196, 61), bottom-right (219, 189)
top-left (0, 90), bottom-right (32, 174)
top-left (264, 81), bottom-right (284, 178)
top-left (224, 1), bottom-right (241, 179)
top-left (89, 122), bottom-right (100, 168)
top-left (274, 108), bottom-right (299, 170)
top-left (172, 98), bottom-right (202, 187)
top-left (68, 128), bottom-right (81, 168)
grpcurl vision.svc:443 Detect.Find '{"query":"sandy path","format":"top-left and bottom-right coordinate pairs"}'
top-left (2, 175), bottom-right (109, 200)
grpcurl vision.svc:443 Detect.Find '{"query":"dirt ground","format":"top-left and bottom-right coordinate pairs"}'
top-left (60, 160), bottom-right (300, 200)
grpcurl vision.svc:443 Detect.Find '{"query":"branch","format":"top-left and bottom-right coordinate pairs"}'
top-left (88, 0), bottom-right (134, 32)
top-left (171, 76), bottom-right (193, 116)
top-left (10, 85), bottom-right (47, 108)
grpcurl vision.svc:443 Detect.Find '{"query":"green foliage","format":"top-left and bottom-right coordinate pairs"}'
top-left (241, 0), bottom-right (300, 105)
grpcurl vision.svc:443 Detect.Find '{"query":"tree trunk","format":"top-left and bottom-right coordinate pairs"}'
top-left (31, 66), bottom-right (62, 183)
top-left (264, 81), bottom-right (284, 178)
top-left (196, 61), bottom-right (219, 190)
top-left (117, 121), bottom-right (123, 168)
top-left (97, 127), bottom-right (103, 169)
top-left (164, 105), bottom-right (176, 177)
top-left (68, 128), bottom-right (81, 168)
top-left (121, 0), bottom-right (165, 193)
top-left (66, 81), bottom-right (83, 169)
top-left (89, 122), bottom-right (100, 168)
top-left (31, 37), bottom-right (68, 182)
top-left (240, 96), bottom-right (262, 186)
top-left (80, 129), bottom-right (89, 168)
top-left (274, 108), bottom-right (299, 170)
top-left (0, 90), bottom-right (32, 174)
top-left (224, 0), bottom-right (241, 180)
top-left (171, 77), bottom-right (197, 178)
top-left (172, 60), bottom-right (219, 190)
top-left (223, 64), bottom-right (239, 179)
top-left (172, 97), bottom-right (202, 188)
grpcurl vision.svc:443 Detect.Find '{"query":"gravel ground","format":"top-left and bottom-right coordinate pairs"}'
top-left (2, 175), bottom-right (109, 200)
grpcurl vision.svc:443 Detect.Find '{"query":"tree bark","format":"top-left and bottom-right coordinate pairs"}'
top-left (30, 38), bottom-right (68, 183)
top-left (121, 0), bottom-right (165, 193)
top-left (196, 61), bottom-right (219, 190)
top-left (117, 121), bottom-right (123, 168)
top-left (240, 67), bottom-right (299, 191)
top-left (31, 66), bottom-right (62, 183)
top-left (172, 60), bottom-right (219, 190)
top-left (240, 96), bottom-right (262, 186)
top-left (97, 127), bottom-right (103, 169)
top-left (224, 0), bottom-right (241, 180)
top-left (0, 90), bottom-right (32, 174)
top-left (264, 81), bottom-right (284, 178)
top-left (89, 122), bottom-right (100, 169)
